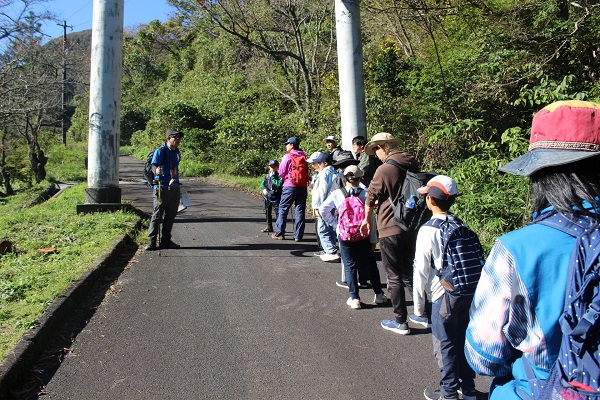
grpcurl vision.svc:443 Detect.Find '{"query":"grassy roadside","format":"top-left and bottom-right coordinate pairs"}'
top-left (0, 146), bottom-right (284, 362)
top-left (0, 143), bottom-right (141, 361)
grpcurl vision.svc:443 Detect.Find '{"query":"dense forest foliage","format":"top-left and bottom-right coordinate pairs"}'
top-left (3, 0), bottom-right (600, 247)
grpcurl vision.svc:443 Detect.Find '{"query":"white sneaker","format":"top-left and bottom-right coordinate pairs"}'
top-left (346, 297), bottom-right (361, 309)
top-left (374, 292), bottom-right (388, 304)
top-left (320, 252), bottom-right (340, 262)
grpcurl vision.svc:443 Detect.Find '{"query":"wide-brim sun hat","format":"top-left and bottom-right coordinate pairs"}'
top-left (364, 132), bottom-right (402, 156)
top-left (332, 150), bottom-right (359, 168)
top-left (499, 100), bottom-right (600, 176)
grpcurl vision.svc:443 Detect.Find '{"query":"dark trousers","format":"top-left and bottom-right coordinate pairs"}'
top-left (148, 186), bottom-right (180, 243)
top-left (275, 186), bottom-right (307, 239)
top-left (338, 237), bottom-right (383, 300)
top-left (379, 232), bottom-right (416, 323)
top-left (431, 295), bottom-right (476, 397)
top-left (263, 198), bottom-right (278, 228)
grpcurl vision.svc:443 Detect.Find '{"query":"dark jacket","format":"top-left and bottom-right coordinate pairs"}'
top-left (366, 151), bottom-right (419, 238)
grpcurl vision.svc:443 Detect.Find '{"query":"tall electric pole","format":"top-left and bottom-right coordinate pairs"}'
top-left (335, 0), bottom-right (367, 151)
top-left (78, 0), bottom-right (124, 212)
top-left (58, 21), bottom-right (72, 145)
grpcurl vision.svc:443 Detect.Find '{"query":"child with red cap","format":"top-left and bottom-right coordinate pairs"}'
top-left (415, 175), bottom-right (484, 400)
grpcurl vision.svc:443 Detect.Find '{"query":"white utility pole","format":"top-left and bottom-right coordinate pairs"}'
top-left (335, 0), bottom-right (367, 151)
top-left (81, 0), bottom-right (124, 211)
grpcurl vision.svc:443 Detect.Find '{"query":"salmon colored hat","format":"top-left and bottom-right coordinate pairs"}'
top-left (499, 100), bottom-right (600, 176)
top-left (417, 175), bottom-right (457, 200)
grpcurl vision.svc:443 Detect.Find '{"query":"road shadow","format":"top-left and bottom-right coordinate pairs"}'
top-left (7, 241), bottom-right (140, 400)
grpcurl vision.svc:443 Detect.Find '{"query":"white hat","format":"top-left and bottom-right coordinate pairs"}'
top-left (417, 175), bottom-right (458, 200)
top-left (324, 135), bottom-right (337, 143)
top-left (343, 165), bottom-right (363, 178)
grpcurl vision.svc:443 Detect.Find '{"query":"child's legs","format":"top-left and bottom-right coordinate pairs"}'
top-left (431, 297), bottom-right (460, 397)
top-left (338, 238), bottom-right (359, 299)
top-left (317, 217), bottom-right (337, 254)
top-left (354, 238), bottom-right (383, 294)
top-left (456, 298), bottom-right (476, 392)
top-left (265, 200), bottom-right (273, 227)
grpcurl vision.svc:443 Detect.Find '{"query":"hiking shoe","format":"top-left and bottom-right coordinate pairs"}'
top-left (271, 233), bottom-right (285, 240)
top-left (145, 242), bottom-right (158, 251)
top-left (374, 292), bottom-right (389, 304)
top-left (320, 252), bottom-right (340, 262)
top-left (458, 389), bottom-right (477, 400)
top-left (346, 297), bottom-right (361, 309)
top-left (313, 250), bottom-right (326, 256)
top-left (336, 280), bottom-right (349, 288)
top-left (409, 314), bottom-right (431, 328)
top-left (424, 388), bottom-right (458, 400)
top-left (262, 226), bottom-right (273, 233)
top-left (160, 240), bottom-right (181, 249)
top-left (380, 319), bottom-right (410, 335)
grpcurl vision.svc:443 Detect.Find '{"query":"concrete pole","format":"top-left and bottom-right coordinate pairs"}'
top-left (84, 0), bottom-right (124, 206)
top-left (335, 0), bottom-right (367, 151)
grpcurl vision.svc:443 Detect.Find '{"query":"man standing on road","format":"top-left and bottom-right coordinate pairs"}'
top-left (146, 129), bottom-right (183, 251)
top-left (360, 132), bottom-right (419, 335)
top-left (273, 137), bottom-right (308, 241)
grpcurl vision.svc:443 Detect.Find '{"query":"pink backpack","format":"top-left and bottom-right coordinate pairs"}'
top-left (338, 187), bottom-right (366, 242)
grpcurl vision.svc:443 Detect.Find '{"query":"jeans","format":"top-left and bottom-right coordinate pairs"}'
top-left (148, 186), bottom-right (180, 243)
top-left (379, 232), bottom-right (416, 323)
top-left (431, 295), bottom-right (476, 397)
top-left (317, 216), bottom-right (337, 254)
top-left (338, 237), bottom-right (383, 300)
top-left (275, 186), bottom-right (307, 239)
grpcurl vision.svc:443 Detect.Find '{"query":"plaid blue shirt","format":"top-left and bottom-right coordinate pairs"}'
top-left (465, 219), bottom-right (574, 398)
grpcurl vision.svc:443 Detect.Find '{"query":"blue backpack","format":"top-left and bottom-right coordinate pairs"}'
top-left (518, 213), bottom-right (600, 400)
top-left (423, 214), bottom-right (484, 298)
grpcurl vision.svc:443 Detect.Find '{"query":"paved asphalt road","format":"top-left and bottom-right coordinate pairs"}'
top-left (31, 156), bottom-right (491, 399)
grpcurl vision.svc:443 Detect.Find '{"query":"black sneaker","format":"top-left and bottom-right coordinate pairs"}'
top-left (423, 388), bottom-right (458, 400)
top-left (160, 240), bottom-right (181, 249)
top-left (261, 226), bottom-right (273, 233)
top-left (145, 242), bottom-right (158, 251)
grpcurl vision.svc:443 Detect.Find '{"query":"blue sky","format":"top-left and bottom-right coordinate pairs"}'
top-left (36, 0), bottom-right (176, 40)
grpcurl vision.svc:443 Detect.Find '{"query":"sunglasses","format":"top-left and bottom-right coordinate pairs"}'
top-left (372, 145), bottom-right (381, 151)
top-left (169, 136), bottom-right (182, 141)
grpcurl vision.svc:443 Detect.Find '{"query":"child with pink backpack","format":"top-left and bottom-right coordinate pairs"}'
top-left (319, 165), bottom-right (388, 309)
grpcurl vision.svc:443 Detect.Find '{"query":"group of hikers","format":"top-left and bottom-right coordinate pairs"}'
top-left (146, 100), bottom-right (600, 400)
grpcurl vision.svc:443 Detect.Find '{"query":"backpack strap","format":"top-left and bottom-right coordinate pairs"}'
top-left (385, 158), bottom-right (406, 172)
top-left (340, 186), bottom-right (349, 199)
top-left (340, 186), bottom-right (362, 198)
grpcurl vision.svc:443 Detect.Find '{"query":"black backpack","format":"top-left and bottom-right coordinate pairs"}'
top-left (143, 144), bottom-right (169, 187)
top-left (386, 159), bottom-right (437, 232)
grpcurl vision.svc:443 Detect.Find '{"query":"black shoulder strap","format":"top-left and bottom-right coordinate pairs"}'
top-left (340, 186), bottom-right (349, 198)
top-left (385, 159), bottom-right (406, 172)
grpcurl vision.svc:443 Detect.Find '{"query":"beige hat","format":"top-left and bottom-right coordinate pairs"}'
top-left (343, 165), bottom-right (364, 178)
top-left (364, 132), bottom-right (402, 156)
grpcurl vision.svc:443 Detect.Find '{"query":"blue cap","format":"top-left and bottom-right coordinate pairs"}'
top-left (307, 151), bottom-right (329, 163)
top-left (268, 159), bottom-right (279, 166)
top-left (284, 136), bottom-right (300, 146)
